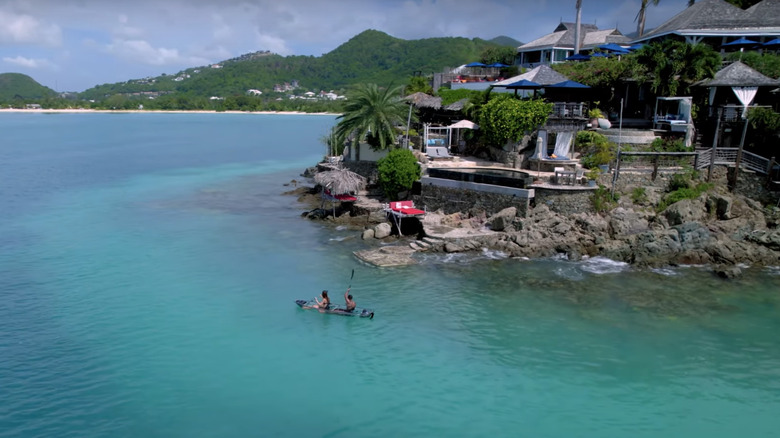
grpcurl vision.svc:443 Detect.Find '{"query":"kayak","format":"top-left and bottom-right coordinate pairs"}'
top-left (295, 299), bottom-right (374, 319)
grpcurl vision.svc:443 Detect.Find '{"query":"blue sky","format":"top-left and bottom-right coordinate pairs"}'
top-left (0, 0), bottom-right (691, 92)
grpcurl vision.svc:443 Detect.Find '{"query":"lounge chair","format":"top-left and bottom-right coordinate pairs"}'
top-left (426, 146), bottom-right (453, 160)
top-left (386, 200), bottom-right (425, 216)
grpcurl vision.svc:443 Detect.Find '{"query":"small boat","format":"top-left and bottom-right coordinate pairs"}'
top-left (295, 299), bottom-right (374, 319)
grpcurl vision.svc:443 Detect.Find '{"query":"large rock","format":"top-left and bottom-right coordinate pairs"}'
top-left (354, 246), bottom-right (416, 267)
top-left (746, 229), bottom-right (780, 251)
top-left (674, 222), bottom-right (712, 250)
top-left (609, 208), bottom-right (649, 238)
top-left (374, 223), bottom-right (392, 239)
top-left (362, 229), bottom-right (375, 240)
top-left (630, 230), bottom-right (682, 266)
top-left (487, 207), bottom-right (517, 231)
top-left (573, 213), bottom-right (609, 235)
top-left (664, 198), bottom-right (706, 226)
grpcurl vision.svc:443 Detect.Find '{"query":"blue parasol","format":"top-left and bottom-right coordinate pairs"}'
top-left (547, 80), bottom-right (590, 89)
top-left (722, 38), bottom-right (759, 49)
top-left (762, 38), bottom-right (780, 48)
top-left (565, 53), bottom-right (591, 61)
top-left (504, 79), bottom-right (542, 89)
top-left (599, 43), bottom-right (629, 53)
top-left (465, 62), bottom-right (487, 67)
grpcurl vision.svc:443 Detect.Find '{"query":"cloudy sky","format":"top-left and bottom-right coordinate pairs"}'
top-left (0, 0), bottom-right (691, 92)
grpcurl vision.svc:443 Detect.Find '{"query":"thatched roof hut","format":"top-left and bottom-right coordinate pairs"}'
top-left (405, 92), bottom-right (442, 109)
top-left (314, 166), bottom-right (366, 195)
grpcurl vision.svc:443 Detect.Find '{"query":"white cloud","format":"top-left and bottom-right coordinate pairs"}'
top-left (104, 39), bottom-right (209, 66)
top-left (3, 55), bottom-right (57, 69)
top-left (254, 32), bottom-right (292, 56)
top-left (0, 9), bottom-right (62, 46)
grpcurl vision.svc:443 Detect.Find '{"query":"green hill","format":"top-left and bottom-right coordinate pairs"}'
top-left (0, 73), bottom-right (57, 101)
top-left (79, 29), bottom-right (504, 101)
top-left (489, 36), bottom-right (522, 47)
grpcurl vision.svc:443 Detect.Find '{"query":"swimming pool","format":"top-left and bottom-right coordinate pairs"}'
top-left (426, 167), bottom-right (534, 189)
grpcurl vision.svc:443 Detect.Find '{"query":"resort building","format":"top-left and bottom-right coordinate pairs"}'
top-left (516, 22), bottom-right (630, 67)
top-left (633, 0), bottom-right (780, 47)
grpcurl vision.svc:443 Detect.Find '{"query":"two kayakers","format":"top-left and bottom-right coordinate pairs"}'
top-left (305, 288), bottom-right (357, 313)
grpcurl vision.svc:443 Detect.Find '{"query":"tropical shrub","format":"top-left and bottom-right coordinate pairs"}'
top-left (477, 95), bottom-right (552, 147)
top-left (650, 137), bottom-right (691, 153)
top-left (726, 51), bottom-right (780, 79)
top-left (575, 131), bottom-right (615, 169)
top-left (631, 187), bottom-right (648, 205)
top-left (635, 41), bottom-right (721, 96)
top-left (591, 185), bottom-right (619, 213)
top-left (657, 182), bottom-right (713, 212)
top-left (377, 149), bottom-right (421, 200)
top-left (406, 76), bottom-right (433, 95)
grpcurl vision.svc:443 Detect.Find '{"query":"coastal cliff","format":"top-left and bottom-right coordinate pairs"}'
top-left (293, 166), bottom-right (780, 277)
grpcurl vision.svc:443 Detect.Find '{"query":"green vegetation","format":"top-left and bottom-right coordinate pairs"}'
top-left (726, 51), bottom-right (780, 79)
top-left (479, 46), bottom-right (517, 66)
top-left (657, 169), bottom-right (713, 212)
top-left (631, 187), bottom-right (648, 205)
top-left (635, 40), bottom-right (721, 97)
top-left (591, 185), bottom-right (619, 213)
top-left (575, 131), bottom-right (615, 169)
top-left (477, 95), bottom-right (552, 147)
top-left (0, 73), bottom-right (57, 101)
top-left (554, 56), bottom-right (644, 90)
top-left (377, 149), bottom-right (421, 200)
top-left (437, 88), bottom-right (484, 106)
top-left (587, 108), bottom-right (604, 119)
top-left (650, 136), bottom-right (691, 153)
top-left (406, 76), bottom-right (433, 95)
top-left (334, 83), bottom-right (409, 151)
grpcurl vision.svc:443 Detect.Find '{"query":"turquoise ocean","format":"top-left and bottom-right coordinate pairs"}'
top-left (1, 112), bottom-right (779, 438)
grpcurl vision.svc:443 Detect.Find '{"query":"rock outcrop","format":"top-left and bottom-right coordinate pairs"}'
top-left (294, 179), bottom-right (780, 275)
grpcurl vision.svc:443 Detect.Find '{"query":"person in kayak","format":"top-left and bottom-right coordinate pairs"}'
top-left (344, 288), bottom-right (356, 313)
top-left (309, 290), bottom-right (330, 310)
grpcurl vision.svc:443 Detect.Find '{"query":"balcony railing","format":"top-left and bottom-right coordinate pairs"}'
top-left (550, 102), bottom-right (588, 119)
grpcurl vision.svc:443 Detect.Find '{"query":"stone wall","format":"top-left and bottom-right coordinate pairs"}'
top-left (533, 188), bottom-right (595, 215)
top-left (612, 165), bottom-right (779, 205)
top-left (415, 185), bottom-right (530, 217)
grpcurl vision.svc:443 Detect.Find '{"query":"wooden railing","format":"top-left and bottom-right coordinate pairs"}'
top-left (620, 148), bottom-right (776, 176)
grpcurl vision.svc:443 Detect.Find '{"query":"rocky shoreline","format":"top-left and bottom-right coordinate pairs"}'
top-left (289, 171), bottom-right (780, 279)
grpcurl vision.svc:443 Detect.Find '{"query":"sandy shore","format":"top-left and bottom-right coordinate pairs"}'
top-left (0, 108), bottom-right (340, 116)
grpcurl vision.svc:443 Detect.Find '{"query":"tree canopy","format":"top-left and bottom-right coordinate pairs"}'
top-left (334, 83), bottom-right (410, 151)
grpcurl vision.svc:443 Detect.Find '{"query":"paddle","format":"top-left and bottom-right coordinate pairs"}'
top-left (348, 269), bottom-right (355, 289)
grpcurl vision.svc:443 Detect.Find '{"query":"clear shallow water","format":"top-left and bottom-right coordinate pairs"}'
top-left (1, 113), bottom-right (779, 438)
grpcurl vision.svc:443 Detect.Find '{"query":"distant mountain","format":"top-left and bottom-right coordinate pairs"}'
top-left (0, 73), bottom-right (57, 101)
top-left (489, 36), bottom-right (523, 47)
top-left (79, 29), bottom-right (504, 101)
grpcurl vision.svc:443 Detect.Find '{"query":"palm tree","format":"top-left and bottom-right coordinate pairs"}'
top-left (574, 0), bottom-right (583, 54)
top-left (636, 0), bottom-right (660, 37)
top-left (334, 83), bottom-right (409, 151)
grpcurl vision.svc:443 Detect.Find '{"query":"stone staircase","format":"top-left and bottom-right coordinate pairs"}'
top-left (601, 128), bottom-right (659, 146)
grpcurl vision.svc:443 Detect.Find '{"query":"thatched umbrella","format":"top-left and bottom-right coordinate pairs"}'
top-left (314, 166), bottom-right (366, 216)
top-left (314, 166), bottom-right (366, 195)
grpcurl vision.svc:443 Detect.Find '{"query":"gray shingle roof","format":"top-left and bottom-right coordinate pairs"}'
top-left (638, 0), bottom-right (780, 41)
top-left (699, 61), bottom-right (780, 87)
top-left (494, 65), bottom-right (570, 87)
top-left (519, 24), bottom-right (628, 51)
top-left (746, 0), bottom-right (780, 27)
